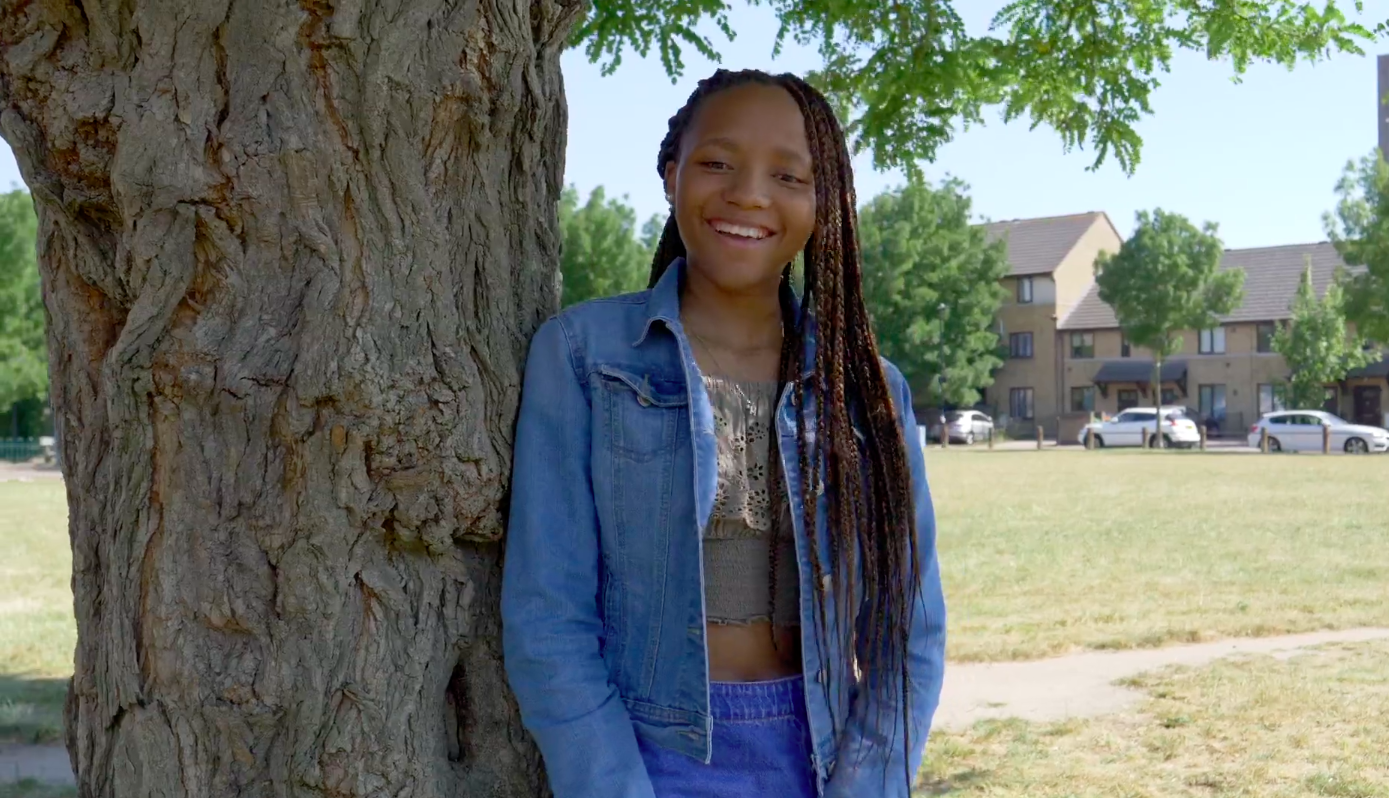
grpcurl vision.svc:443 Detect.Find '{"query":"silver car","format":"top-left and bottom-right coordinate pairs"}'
top-left (929, 410), bottom-right (995, 445)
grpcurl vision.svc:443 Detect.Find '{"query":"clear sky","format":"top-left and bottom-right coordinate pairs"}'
top-left (2, 2), bottom-right (1383, 250)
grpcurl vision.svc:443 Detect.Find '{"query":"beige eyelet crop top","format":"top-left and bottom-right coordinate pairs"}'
top-left (702, 376), bottom-right (800, 628)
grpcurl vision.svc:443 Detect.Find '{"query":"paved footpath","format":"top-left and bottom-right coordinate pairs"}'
top-left (934, 627), bottom-right (1389, 731)
top-left (6, 628), bottom-right (1388, 785)
top-left (0, 462), bottom-right (63, 482)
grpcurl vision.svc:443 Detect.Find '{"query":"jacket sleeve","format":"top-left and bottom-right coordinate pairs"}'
top-left (824, 363), bottom-right (947, 798)
top-left (501, 316), bottom-right (656, 798)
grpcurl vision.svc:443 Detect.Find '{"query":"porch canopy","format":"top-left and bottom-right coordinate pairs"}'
top-left (1091, 360), bottom-right (1189, 398)
top-left (1345, 354), bottom-right (1389, 385)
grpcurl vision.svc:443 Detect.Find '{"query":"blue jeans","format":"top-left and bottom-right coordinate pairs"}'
top-left (637, 676), bottom-right (818, 797)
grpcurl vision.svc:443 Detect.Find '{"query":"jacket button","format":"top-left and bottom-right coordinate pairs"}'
top-left (817, 670), bottom-right (827, 685)
top-left (637, 394), bottom-right (651, 407)
top-left (821, 575), bottom-right (832, 591)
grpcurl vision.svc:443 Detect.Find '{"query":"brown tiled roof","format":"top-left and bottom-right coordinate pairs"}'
top-left (982, 212), bottom-right (1110, 277)
top-left (1059, 242), bottom-right (1354, 330)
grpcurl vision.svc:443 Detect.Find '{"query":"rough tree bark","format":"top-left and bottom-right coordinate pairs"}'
top-left (0, 0), bottom-right (581, 794)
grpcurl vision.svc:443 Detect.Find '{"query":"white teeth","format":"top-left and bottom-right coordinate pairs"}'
top-left (711, 221), bottom-right (769, 240)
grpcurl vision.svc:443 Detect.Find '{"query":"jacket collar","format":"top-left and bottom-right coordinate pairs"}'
top-left (634, 257), bottom-right (817, 380)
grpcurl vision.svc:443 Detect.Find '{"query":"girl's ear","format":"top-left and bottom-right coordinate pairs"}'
top-left (663, 161), bottom-right (677, 206)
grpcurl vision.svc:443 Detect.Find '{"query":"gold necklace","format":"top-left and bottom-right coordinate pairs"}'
top-left (687, 329), bottom-right (729, 376)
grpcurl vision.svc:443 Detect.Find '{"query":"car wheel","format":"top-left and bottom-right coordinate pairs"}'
top-left (1093, 434), bottom-right (1105, 448)
top-left (1344, 437), bottom-right (1369, 454)
top-left (1268, 437), bottom-right (1282, 452)
top-left (964, 432), bottom-right (975, 446)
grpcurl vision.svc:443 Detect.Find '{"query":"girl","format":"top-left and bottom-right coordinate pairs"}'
top-left (501, 68), bottom-right (946, 798)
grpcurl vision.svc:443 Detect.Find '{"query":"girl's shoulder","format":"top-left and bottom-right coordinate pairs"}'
top-left (550, 288), bottom-right (654, 345)
top-left (532, 288), bottom-right (676, 378)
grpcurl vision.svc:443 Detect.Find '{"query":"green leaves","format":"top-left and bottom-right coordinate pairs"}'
top-left (1326, 149), bottom-right (1389, 345)
top-left (576, 0), bottom-right (1371, 174)
top-left (1096, 208), bottom-right (1243, 361)
top-left (0, 189), bottom-right (46, 411)
top-left (857, 178), bottom-right (1010, 407)
top-left (558, 185), bottom-right (655, 307)
top-left (1270, 263), bottom-right (1374, 410)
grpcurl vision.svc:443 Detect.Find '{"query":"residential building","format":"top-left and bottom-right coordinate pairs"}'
top-left (1058, 242), bottom-right (1389, 435)
top-left (980, 212), bottom-right (1123, 436)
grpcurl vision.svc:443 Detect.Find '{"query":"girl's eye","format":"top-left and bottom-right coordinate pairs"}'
top-left (701, 160), bottom-right (731, 171)
top-left (778, 173), bottom-right (807, 185)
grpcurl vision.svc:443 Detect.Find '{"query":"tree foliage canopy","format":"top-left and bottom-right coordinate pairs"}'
top-left (858, 178), bottom-right (1009, 407)
top-left (1326, 149), bottom-right (1389, 345)
top-left (559, 185), bottom-right (654, 307)
top-left (1096, 209), bottom-right (1243, 362)
top-left (0, 189), bottom-right (46, 411)
top-left (1271, 264), bottom-right (1374, 410)
top-left (576, 0), bottom-right (1372, 174)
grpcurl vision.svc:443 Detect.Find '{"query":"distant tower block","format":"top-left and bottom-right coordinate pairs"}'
top-left (1380, 54), bottom-right (1389, 157)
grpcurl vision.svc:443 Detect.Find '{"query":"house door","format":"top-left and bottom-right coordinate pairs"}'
top-left (1352, 386), bottom-right (1383, 427)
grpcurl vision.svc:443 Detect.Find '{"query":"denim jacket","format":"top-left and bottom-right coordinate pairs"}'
top-left (501, 260), bottom-right (947, 797)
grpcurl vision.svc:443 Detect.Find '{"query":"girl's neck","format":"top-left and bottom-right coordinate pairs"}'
top-left (679, 266), bottom-right (783, 352)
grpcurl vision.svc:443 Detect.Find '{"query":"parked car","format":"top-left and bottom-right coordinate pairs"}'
top-left (1078, 406), bottom-right (1202, 449)
top-left (1246, 410), bottom-right (1389, 453)
top-left (928, 410), bottom-right (995, 445)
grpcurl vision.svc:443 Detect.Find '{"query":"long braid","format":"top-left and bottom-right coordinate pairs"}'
top-left (653, 69), bottom-right (922, 789)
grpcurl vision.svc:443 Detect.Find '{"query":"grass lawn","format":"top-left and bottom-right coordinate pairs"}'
top-left (0, 782), bottom-right (76, 798)
top-left (929, 448), bottom-right (1389, 663)
top-left (0, 480), bottom-right (72, 745)
top-left (920, 639), bottom-right (1389, 797)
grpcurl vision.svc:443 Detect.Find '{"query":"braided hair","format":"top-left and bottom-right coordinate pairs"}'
top-left (650, 69), bottom-right (921, 785)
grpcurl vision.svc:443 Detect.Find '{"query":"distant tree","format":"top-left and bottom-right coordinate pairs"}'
top-left (858, 178), bottom-right (1009, 407)
top-left (1271, 263), bottom-right (1374, 410)
top-left (1096, 209), bottom-right (1244, 447)
top-left (640, 213), bottom-right (666, 256)
top-left (0, 190), bottom-right (46, 415)
top-left (558, 185), bottom-right (651, 306)
top-left (1325, 149), bottom-right (1389, 344)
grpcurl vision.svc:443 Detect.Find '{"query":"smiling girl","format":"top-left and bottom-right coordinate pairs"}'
top-left (501, 69), bottom-right (946, 798)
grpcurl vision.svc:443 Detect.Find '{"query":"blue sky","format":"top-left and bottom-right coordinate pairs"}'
top-left (3, 2), bottom-right (1383, 249)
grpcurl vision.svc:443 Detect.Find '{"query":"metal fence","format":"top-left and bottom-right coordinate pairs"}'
top-left (0, 437), bottom-right (49, 463)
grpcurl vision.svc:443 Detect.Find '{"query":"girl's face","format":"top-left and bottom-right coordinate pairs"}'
top-left (665, 83), bottom-right (817, 295)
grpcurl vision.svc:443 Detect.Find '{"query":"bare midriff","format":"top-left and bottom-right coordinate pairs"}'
top-left (707, 622), bottom-right (802, 681)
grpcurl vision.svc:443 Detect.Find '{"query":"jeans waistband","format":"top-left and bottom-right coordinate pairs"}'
top-left (708, 676), bottom-right (806, 721)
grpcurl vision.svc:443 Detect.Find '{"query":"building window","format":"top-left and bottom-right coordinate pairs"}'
top-left (1256, 322), bottom-right (1276, 353)
top-left (1017, 276), bottom-right (1033, 304)
top-left (1009, 387), bottom-right (1035, 420)
top-left (1009, 332), bottom-right (1034, 359)
top-left (1117, 389), bottom-right (1140, 411)
top-left (1120, 335), bottom-right (1131, 358)
top-left (1198, 384), bottom-right (1227, 420)
top-left (1258, 384), bottom-right (1286, 415)
top-left (1070, 386), bottom-right (1095, 413)
top-left (1199, 326), bottom-right (1226, 355)
top-left (1070, 332), bottom-right (1095, 358)
top-left (1160, 388), bottom-right (1179, 405)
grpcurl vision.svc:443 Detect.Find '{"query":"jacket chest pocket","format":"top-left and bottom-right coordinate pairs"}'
top-left (597, 366), bottom-right (689, 462)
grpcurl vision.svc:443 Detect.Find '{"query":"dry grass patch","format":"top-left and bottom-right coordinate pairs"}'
top-left (920, 640), bottom-right (1389, 797)
top-left (929, 449), bottom-right (1389, 662)
top-left (0, 481), bottom-right (72, 743)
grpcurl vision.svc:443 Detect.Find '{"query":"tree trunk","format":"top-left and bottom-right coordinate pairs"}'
top-left (0, 0), bottom-right (581, 794)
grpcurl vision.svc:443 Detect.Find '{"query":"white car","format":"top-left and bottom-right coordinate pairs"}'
top-left (1247, 410), bottom-right (1389, 454)
top-left (928, 410), bottom-right (995, 445)
top-left (1078, 406), bottom-right (1202, 449)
